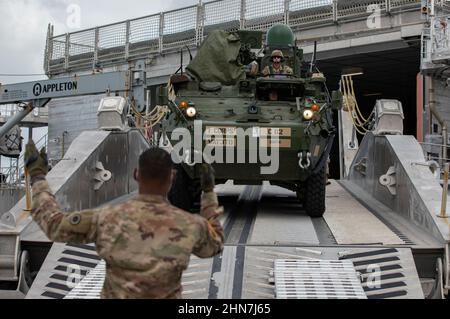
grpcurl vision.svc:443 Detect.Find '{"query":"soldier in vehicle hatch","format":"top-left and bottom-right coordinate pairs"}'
top-left (25, 142), bottom-right (224, 299)
top-left (262, 50), bottom-right (293, 77)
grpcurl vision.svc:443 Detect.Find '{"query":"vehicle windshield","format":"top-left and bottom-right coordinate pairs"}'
top-left (256, 84), bottom-right (304, 102)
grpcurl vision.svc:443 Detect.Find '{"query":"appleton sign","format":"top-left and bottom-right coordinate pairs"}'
top-left (33, 81), bottom-right (78, 97)
top-left (0, 71), bottom-right (131, 104)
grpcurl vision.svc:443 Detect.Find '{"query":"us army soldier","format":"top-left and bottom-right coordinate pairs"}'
top-left (25, 143), bottom-right (224, 299)
top-left (262, 50), bottom-right (293, 77)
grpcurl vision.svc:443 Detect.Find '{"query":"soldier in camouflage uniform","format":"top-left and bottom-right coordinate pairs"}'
top-left (25, 143), bottom-right (224, 299)
top-left (262, 50), bottom-right (293, 77)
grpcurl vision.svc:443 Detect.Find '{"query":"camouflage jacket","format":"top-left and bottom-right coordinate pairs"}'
top-left (31, 179), bottom-right (224, 299)
top-left (262, 64), bottom-right (293, 77)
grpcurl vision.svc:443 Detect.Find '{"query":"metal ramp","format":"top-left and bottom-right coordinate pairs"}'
top-left (26, 243), bottom-right (101, 299)
top-left (339, 248), bottom-right (415, 299)
top-left (25, 245), bottom-right (424, 300)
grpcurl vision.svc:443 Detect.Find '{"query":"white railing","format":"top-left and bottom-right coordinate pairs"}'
top-left (44, 0), bottom-right (421, 75)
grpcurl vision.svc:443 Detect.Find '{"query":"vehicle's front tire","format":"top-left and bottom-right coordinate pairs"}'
top-left (302, 166), bottom-right (327, 218)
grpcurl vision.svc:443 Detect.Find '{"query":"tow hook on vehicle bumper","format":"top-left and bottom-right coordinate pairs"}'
top-left (299, 152), bottom-right (311, 170)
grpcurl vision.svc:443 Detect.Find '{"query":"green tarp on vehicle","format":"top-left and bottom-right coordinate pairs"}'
top-left (186, 30), bottom-right (245, 86)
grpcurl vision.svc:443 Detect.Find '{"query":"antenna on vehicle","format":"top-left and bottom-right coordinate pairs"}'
top-left (309, 41), bottom-right (317, 74)
top-left (175, 48), bottom-right (184, 75)
top-left (185, 45), bottom-right (193, 62)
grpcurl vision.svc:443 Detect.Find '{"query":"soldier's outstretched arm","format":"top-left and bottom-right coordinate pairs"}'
top-left (25, 141), bottom-right (99, 244)
top-left (193, 191), bottom-right (224, 258)
top-left (31, 179), bottom-right (100, 244)
top-left (193, 164), bottom-right (224, 258)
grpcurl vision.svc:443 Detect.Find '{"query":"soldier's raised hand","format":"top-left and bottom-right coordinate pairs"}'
top-left (200, 164), bottom-right (215, 193)
top-left (24, 141), bottom-right (49, 179)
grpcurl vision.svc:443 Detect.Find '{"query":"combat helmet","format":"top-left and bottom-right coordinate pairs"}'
top-left (271, 50), bottom-right (285, 61)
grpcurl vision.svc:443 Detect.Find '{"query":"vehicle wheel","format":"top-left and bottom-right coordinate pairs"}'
top-left (169, 166), bottom-right (200, 212)
top-left (302, 166), bottom-right (326, 218)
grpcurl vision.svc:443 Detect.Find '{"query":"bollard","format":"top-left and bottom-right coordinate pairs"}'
top-left (439, 163), bottom-right (450, 218)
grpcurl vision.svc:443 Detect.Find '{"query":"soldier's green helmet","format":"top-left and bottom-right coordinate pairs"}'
top-left (266, 24), bottom-right (296, 47)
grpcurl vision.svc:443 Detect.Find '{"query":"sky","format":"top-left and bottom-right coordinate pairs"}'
top-left (0, 0), bottom-right (200, 168)
top-left (0, 0), bottom-right (200, 84)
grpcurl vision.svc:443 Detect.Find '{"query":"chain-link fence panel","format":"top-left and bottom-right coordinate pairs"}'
top-left (337, 0), bottom-right (386, 20)
top-left (162, 6), bottom-right (198, 52)
top-left (289, 0), bottom-right (333, 28)
top-left (390, 0), bottom-right (421, 11)
top-left (97, 22), bottom-right (127, 62)
top-left (203, 0), bottom-right (242, 37)
top-left (49, 35), bottom-right (67, 73)
top-left (129, 14), bottom-right (161, 58)
top-left (68, 29), bottom-right (96, 70)
top-left (245, 0), bottom-right (286, 30)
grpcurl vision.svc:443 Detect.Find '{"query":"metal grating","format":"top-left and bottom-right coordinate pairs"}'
top-left (163, 6), bottom-right (198, 51)
top-left (339, 248), bottom-right (409, 299)
top-left (337, 0), bottom-right (387, 20)
top-left (274, 259), bottom-right (367, 299)
top-left (62, 257), bottom-right (214, 299)
top-left (97, 23), bottom-right (127, 61)
top-left (203, 0), bottom-right (241, 36)
top-left (289, 0), bottom-right (333, 28)
top-left (68, 29), bottom-right (96, 69)
top-left (244, 0), bottom-right (286, 31)
top-left (36, 244), bottom-right (102, 299)
top-left (129, 14), bottom-right (160, 56)
top-left (65, 261), bottom-right (105, 299)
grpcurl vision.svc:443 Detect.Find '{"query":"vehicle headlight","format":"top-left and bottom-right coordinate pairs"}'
top-left (303, 109), bottom-right (314, 121)
top-left (186, 107), bottom-right (197, 118)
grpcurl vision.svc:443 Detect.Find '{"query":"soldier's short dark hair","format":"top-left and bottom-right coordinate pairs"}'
top-left (138, 148), bottom-right (173, 181)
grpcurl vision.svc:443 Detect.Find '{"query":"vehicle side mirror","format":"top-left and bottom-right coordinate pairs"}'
top-left (331, 90), bottom-right (343, 110)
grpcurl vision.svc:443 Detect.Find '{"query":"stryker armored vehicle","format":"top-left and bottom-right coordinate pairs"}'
top-left (160, 24), bottom-right (342, 217)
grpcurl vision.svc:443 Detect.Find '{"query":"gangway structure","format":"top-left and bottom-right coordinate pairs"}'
top-left (44, 0), bottom-right (422, 76)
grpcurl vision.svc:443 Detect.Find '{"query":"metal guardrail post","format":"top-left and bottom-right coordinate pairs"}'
top-left (333, 0), bottom-right (339, 23)
top-left (48, 25), bottom-right (54, 74)
top-left (125, 20), bottom-right (131, 60)
top-left (196, 2), bottom-right (205, 46)
top-left (44, 24), bottom-right (51, 74)
top-left (159, 13), bottom-right (164, 54)
top-left (64, 33), bottom-right (70, 70)
top-left (240, 0), bottom-right (246, 29)
top-left (93, 27), bottom-right (99, 68)
top-left (284, 0), bottom-right (291, 25)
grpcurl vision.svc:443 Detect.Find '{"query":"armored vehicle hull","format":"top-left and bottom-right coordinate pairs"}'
top-left (161, 25), bottom-right (341, 217)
